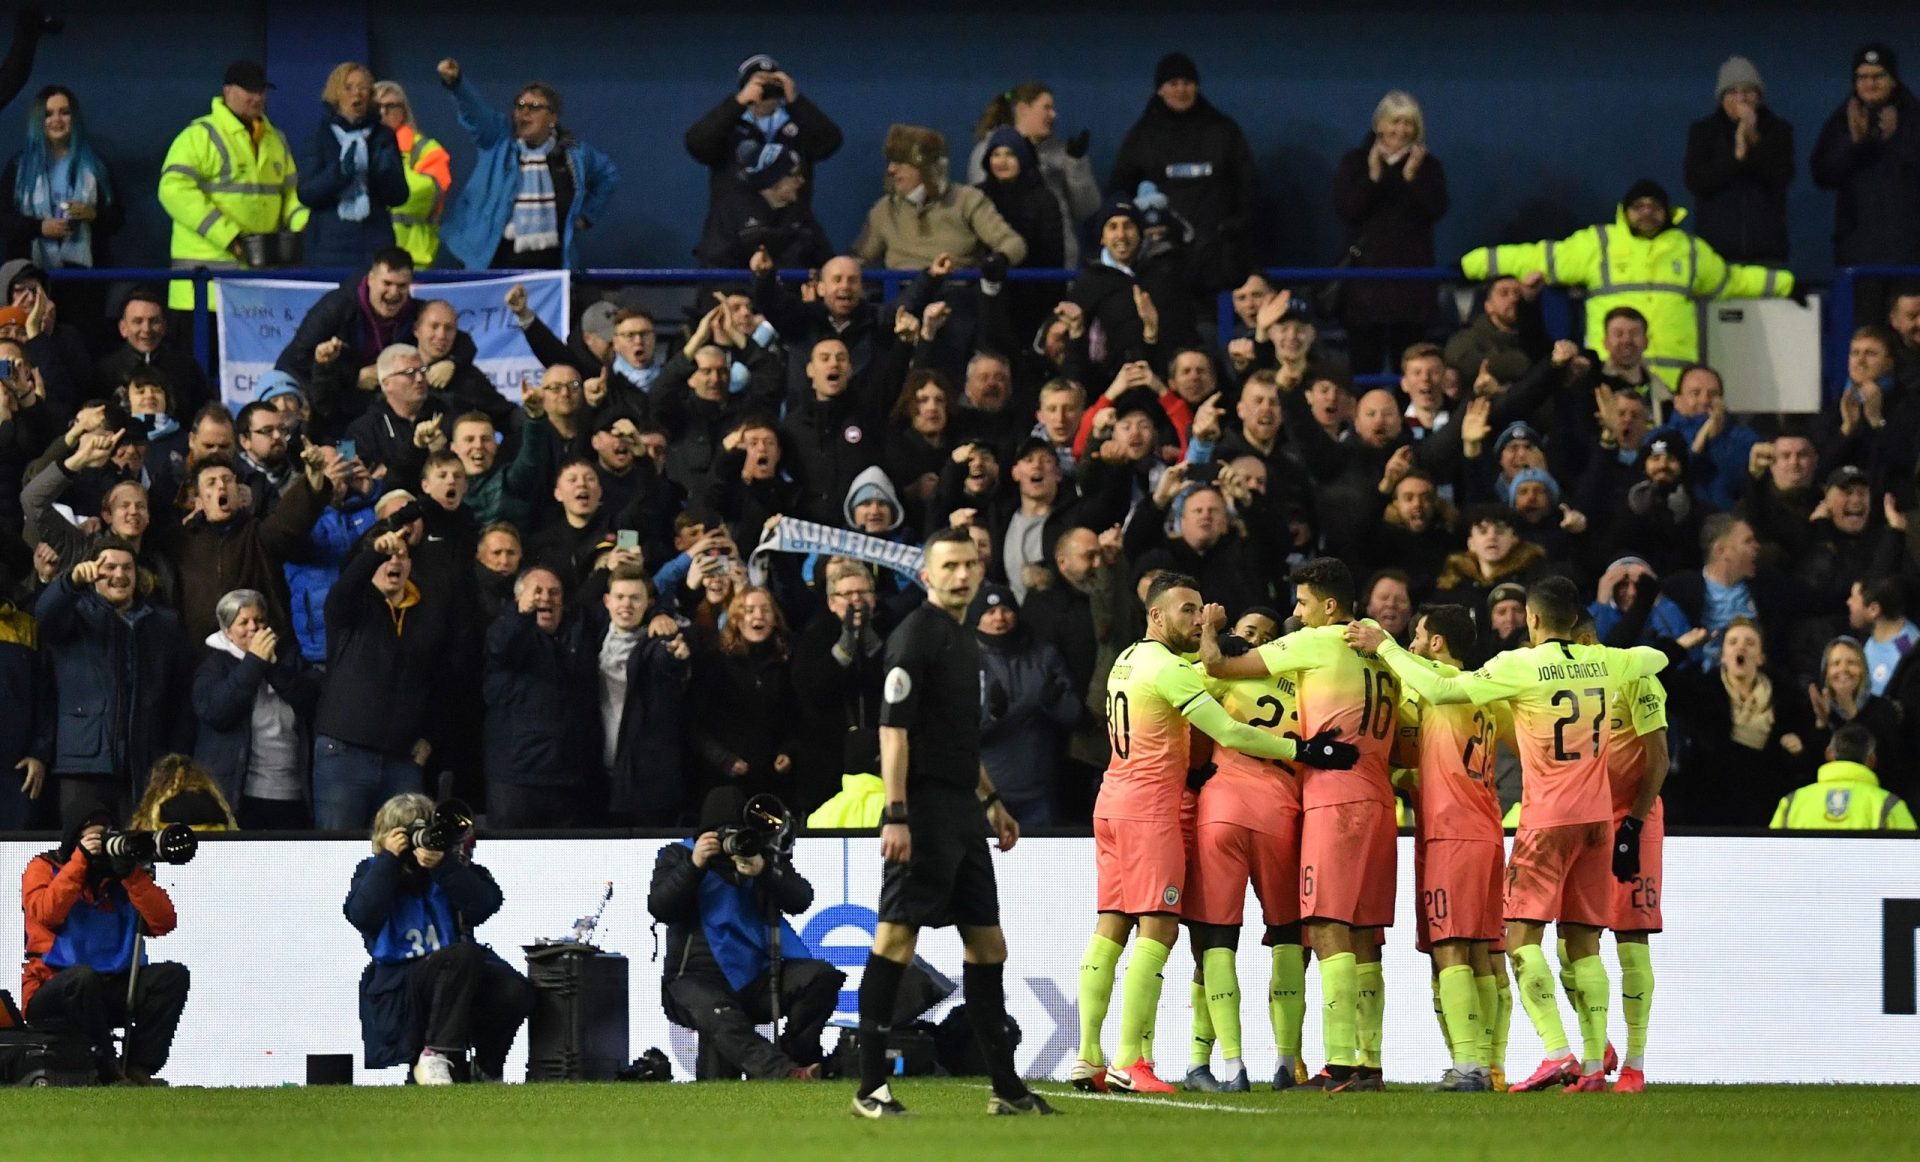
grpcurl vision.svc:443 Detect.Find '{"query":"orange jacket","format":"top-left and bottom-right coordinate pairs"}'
top-left (19, 850), bottom-right (177, 1009)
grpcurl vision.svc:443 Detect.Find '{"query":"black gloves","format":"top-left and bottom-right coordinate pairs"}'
top-left (1065, 130), bottom-right (1090, 159)
top-left (1186, 761), bottom-right (1217, 793)
top-left (1293, 728), bottom-right (1359, 771)
top-left (1215, 632), bottom-right (1254, 659)
top-left (1612, 815), bottom-right (1644, 882)
top-left (981, 251), bottom-right (1010, 285)
top-left (1041, 673), bottom-right (1070, 704)
top-left (985, 680), bottom-right (1010, 720)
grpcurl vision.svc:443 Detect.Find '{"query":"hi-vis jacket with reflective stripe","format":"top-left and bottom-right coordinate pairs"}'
top-left (391, 126), bottom-right (451, 267)
top-left (158, 98), bottom-right (306, 308)
top-left (1770, 760), bottom-right (1917, 831)
top-left (1460, 203), bottom-right (1792, 374)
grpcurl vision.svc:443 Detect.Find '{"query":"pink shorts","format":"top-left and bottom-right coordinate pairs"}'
top-left (1185, 818), bottom-right (1301, 927)
top-left (1299, 800), bottom-right (1396, 929)
top-left (1504, 822), bottom-right (1612, 928)
top-left (1414, 838), bottom-right (1505, 952)
top-left (1095, 816), bottom-right (1187, 915)
top-left (1610, 831), bottom-right (1663, 933)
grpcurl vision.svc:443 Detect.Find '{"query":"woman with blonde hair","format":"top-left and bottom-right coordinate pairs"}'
top-left (296, 61), bottom-right (408, 267)
top-left (345, 792), bottom-right (533, 1085)
top-left (373, 80), bottom-right (452, 266)
top-left (1330, 89), bottom-right (1450, 376)
top-left (132, 754), bottom-right (238, 832)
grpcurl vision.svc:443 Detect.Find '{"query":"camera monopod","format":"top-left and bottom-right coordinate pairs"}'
top-left (121, 918), bottom-right (147, 1078)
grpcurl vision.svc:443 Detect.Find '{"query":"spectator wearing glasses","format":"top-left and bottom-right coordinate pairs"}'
top-left (435, 58), bottom-right (619, 271)
top-left (374, 80), bottom-right (452, 268)
top-left (1812, 44), bottom-right (1920, 328)
top-left (297, 62), bottom-right (408, 269)
top-left (346, 343), bottom-right (453, 491)
top-left (233, 401), bottom-right (297, 518)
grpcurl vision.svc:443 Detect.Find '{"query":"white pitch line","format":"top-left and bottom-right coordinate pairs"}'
top-left (981, 1085), bottom-right (1274, 1115)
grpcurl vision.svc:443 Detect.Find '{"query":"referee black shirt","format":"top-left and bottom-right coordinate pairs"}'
top-left (879, 601), bottom-right (981, 803)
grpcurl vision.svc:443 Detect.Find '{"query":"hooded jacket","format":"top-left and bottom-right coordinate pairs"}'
top-left (191, 628), bottom-right (321, 809)
top-left (1461, 202), bottom-right (1792, 374)
top-left (974, 129), bottom-right (1066, 269)
top-left (851, 124), bottom-right (1028, 271)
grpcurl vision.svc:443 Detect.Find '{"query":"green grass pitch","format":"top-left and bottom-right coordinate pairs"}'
top-left (1, 1080), bottom-right (1912, 1160)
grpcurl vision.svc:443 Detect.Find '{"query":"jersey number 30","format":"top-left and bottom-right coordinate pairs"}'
top-left (1106, 691), bottom-right (1131, 759)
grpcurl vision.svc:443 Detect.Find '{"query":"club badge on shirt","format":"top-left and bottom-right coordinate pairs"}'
top-left (884, 667), bottom-right (912, 704)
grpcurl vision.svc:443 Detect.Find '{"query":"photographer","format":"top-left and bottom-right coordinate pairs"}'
top-left (20, 807), bottom-right (189, 1086)
top-left (343, 792), bottom-right (533, 1085)
top-left (647, 788), bottom-right (844, 1080)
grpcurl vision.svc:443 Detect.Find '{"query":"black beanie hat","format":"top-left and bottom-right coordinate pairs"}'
top-left (1621, 178), bottom-right (1670, 210)
top-left (1154, 52), bottom-right (1199, 88)
top-left (1855, 43), bottom-right (1899, 81)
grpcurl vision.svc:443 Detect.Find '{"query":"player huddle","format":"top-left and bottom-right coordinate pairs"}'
top-left (1074, 561), bottom-right (1667, 1095)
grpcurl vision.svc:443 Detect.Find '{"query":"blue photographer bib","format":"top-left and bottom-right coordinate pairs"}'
top-left (369, 882), bottom-right (460, 965)
top-left (684, 839), bottom-right (810, 991)
top-left (44, 879), bottom-right (143, 975)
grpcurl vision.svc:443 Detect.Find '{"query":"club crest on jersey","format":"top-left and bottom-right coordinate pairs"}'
top-left (1824, 788), bottom-right (1851, 820)
top-left (884, 667), bottom-right (912, 704)
top-left (1163, 885), bottom-right (1180, 907)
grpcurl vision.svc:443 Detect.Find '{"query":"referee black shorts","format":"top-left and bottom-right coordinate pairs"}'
top-left (878, 817), bottom-right (1000, 930)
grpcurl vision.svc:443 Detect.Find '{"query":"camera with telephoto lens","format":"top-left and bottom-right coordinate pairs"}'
top-left (100, 823), bottom-right (198, 866)
top-left (716, 794), bottom-right (793, 860)
top-left (408, 799), bottom-right (475, 853)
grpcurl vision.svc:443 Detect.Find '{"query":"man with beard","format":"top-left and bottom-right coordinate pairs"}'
top-left (752, 251), bottom-right (898, 400)
top-left (1370, 470), bottom-right (1454, 600)
top-left (1602, 436), bottom-right (1702, 576)
top-left (234, 401), bottom-right (296, 518)
top-left (1023, 525), bottom-right (1138, 806)
top-left (1443, 275), bottom-right (1550, 389)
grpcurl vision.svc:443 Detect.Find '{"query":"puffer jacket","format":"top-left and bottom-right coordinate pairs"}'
top-left (285, 481), bottom-right (386, 663)
top-left (34, 574), bottom-right (194, 785)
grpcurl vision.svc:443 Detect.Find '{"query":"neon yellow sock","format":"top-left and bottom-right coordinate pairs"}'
top-left (1116, 937), bottom-right (1171, 1067)
top-left (1618, 941), bottom-right (1653, 1071)
top-left (1319, 952), bottom-right (1359, 1068)
top-left (1571, 955), bottom-right (1610, 1073)
top-left (1510, 944), bottom-right (1570, 1057)
top-left (1437, 964), bottom-right (1482, 1067)
top-left (1492, 966), bottom-right (1513, 1070)
top-left (1188, 978), bottom-right (1215, 1067)
top-left (1473, 974), bottom-right (1499, 1069)
top-left (1556, 937), bottom-right (1582, 1014)
top-left (1429, 973), bottom-right (1448, 1048)
top-left (1268, 944), bottom-right (1305, 1068)
top-left (1355, 960), bottom-right (1384, 1069)
top-left (1202, 947), bottom-right (1242, 1063)
top-left (1076, 934), bottom-right (1123, 1067)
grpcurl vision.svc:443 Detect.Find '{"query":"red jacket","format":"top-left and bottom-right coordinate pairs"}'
top-left (20, 850), bottom-right (177, 1009)
top-left (1071, 388), bottom-right (1194, 460)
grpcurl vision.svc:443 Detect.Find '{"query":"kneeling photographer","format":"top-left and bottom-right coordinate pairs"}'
top-left (648, 788), bottom-right (844, 1080)
top-left (21, 807), bottom-right (193, 1085)
top-left (344, 794), bottom-right (534, 1085)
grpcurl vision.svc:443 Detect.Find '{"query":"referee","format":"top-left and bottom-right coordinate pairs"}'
top-left (851, 527), bottom-right (1057, 1118)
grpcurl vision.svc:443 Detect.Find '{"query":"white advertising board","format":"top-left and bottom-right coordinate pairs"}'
top-left (2, 836), bottom-right (1915, 1086)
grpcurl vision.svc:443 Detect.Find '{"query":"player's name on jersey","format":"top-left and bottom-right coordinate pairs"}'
top-left (1534, 660), bottom-right (1609, 681)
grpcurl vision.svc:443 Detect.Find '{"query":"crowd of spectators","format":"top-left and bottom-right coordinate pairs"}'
top-left (2, 39), bottom-right (1919, 835)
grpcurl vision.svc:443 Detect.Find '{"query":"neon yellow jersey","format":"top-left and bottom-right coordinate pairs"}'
top-left (1197, 666), bottom-right (1303, 825)
top-left (1255, 624), bottom-right (1397, 809)
top-left (1098, 639), bottom-right (1212, 823)
top-left (1398, 658), bottom-right (1508, 843)
top-left (1378, 638), bottom-right (1667, 828)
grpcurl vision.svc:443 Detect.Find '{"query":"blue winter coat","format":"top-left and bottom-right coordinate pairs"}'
top-left (344, 851), bottom-right (507, 1069)
top-left (34, 575), bottom-right (194, 790)
top-left (439, 77), bottom-right (619, 270)
top-left (296, 108), bottom-right (410, 269)
top-left (285, 484), bottom-right (386, 663)
top-left (190, 643), bottom-right (322, 808)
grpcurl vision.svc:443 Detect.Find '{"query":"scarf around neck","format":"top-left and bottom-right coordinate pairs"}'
top-left (329, 122), bottom-right (372, 222)
top-left (509, 138), bottom-right (560, 253)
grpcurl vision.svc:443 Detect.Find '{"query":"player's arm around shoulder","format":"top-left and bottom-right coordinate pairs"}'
top-left (1612, 643), bottom-right (1670, 680)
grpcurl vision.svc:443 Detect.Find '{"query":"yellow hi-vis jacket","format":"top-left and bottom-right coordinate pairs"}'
top-left (806, 773), bottom-right (885, 829)
top-left (391, 125), bottom-right (451, 268)
top-left (1770, 761), bottom-right (1917, 831)
top-left (1460, 204), bottom-right (1792, 375)
top-left (158, 98), bottom-right (306, 309)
